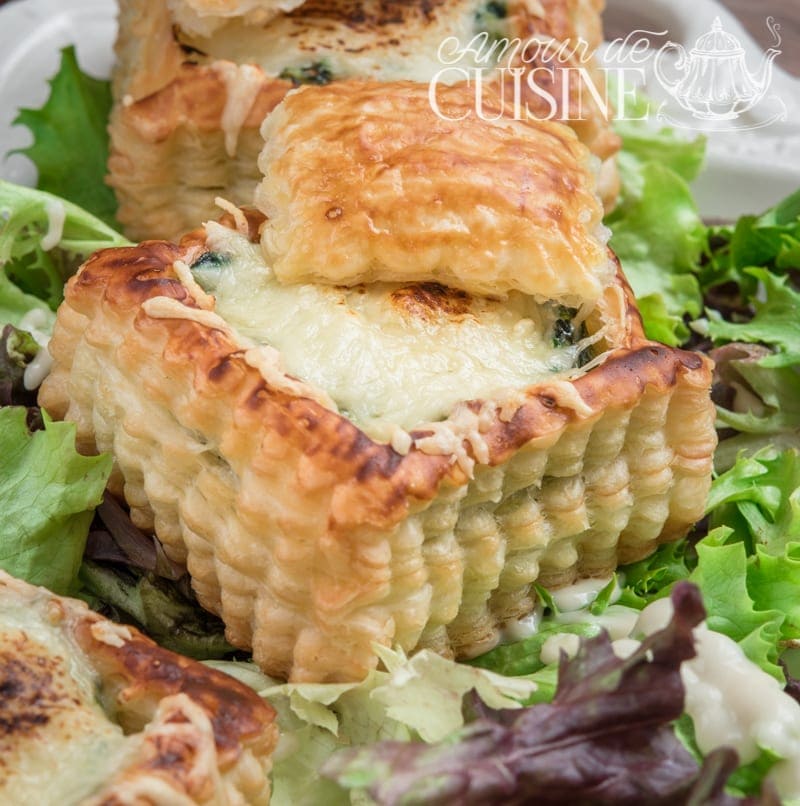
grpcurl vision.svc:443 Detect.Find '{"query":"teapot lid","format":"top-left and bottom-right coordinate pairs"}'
top-left (692, 17), bottom-right (744, 56)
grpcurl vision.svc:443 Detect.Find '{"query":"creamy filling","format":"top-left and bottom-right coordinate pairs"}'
top-left (195, 223), bottom-right (600, 438)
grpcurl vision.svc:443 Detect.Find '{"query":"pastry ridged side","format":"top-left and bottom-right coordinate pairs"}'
top-left (109, 0), bottom-right (620, 241)
top-left (40, 229), bottom-right (715, 682)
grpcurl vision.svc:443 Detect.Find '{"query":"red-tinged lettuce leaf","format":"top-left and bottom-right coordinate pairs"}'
top-left (0, 324), bottom-right (39, 409)
top-left (13, 46), bottom-right (117, 227)
top-left (704, 269), bottom-right (800, 368)
top-left (709, 344), bottom-right (800, 472)
top-left (323, 584), bottom-right (772, 805)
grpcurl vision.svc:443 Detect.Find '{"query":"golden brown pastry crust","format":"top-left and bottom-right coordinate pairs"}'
top-left (257, 81), bottom-right (610, 304)
top-left (168, 0), bottom-right (306, 38)
top-left (39, 213), bottom-right (716, 683)
top-left (0, 570), bottom-right (277, 804)
top-left (109, 0), bottom-right (620, 241)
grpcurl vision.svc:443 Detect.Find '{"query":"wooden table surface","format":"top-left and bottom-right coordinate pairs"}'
top-left (721, 0), bottom-right (800, 76)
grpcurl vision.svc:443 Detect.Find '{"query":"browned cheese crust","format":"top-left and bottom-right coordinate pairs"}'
top-left (109, 0), bottom-right (620, 241)
top-left (0, 570), bottom-right (277, 804)
top-left (39, 211), bottom-right (716, 683)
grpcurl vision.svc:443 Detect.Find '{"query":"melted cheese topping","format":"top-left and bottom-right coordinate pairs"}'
top-left (199, 224), bottom-right (593, 436)
top-left (0, 603), bottom-right (132, 804)
top-left (180, 0), bottom-right (489, 83)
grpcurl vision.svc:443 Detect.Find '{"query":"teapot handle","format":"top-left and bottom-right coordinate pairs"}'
top-left (653, 42), bottom-right (687, 97)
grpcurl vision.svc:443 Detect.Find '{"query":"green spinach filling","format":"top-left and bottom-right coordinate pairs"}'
top-left (279, 61), bottom-right (335, 86)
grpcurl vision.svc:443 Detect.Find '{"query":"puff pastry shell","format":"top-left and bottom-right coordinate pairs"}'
top-left (109, 0), bottom-right (619, 241)
top-left (39, 211), bottom-right (716, 683)
top-left (167, 0), bottom-right (306, 37)
top-left (257, 81), bottom-right (611, 304)
top-left (0, 570), bottom-right (276, 804)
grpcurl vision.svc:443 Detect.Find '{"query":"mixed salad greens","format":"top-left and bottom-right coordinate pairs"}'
top-left (3, 46), bottom-right (800, 804)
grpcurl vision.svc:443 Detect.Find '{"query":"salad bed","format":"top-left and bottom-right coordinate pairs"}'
top-left (2, 47), bottom-right (800, 803)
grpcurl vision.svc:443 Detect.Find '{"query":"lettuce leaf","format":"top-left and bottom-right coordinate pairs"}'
top-left (0, 180), bottom-right (129, 318)
top-left (209, 647), bottom-right (535, 806)
top-left (0, 406), bottom-right (111, 594)
top-left (605, 113), bottom-right (706, 346)
top-left (689, 531), bottom-right (784, 682)
top-left (710, 344), bottom-right (800, 472)
top-left (704, 269), bottom-right (800, 368)
top-left (468, 622), bottom-right (600, 677)
top-left (696, 190), bottom-right (800, 467)
top-left (13, 46), bottom-right (117, 227)
top-left (79, 561), bottom-right (234, 659)
top-left (704, 449), bottom-right (800, 663)
top-left (323, 584), bottom-right (759, 805)
top-left (700, 188), bottom-right (800, 295)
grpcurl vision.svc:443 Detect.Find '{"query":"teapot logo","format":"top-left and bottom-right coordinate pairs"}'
top-left (653, 16), bottom-right (785, 131)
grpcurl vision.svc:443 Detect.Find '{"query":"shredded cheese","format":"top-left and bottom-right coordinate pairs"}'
top-left (173, 260), bottom-right (215, 310)
top-left (214, 197), bottom-right (250, 236)
top-left (142, 296), bottom-right (233, 332)
top-left (213, 62), bottom-right (264, 157)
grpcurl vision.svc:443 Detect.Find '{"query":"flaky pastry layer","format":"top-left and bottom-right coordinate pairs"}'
top-left (39, 215), bottom-right (716, 683)
top-left (257, 81), bottom-right (610, 304)
top-left (110, 0), bottom-right (620, 241)
top-left (167, 0), bottom-right (306, 37)
top-left (0, 570), bottom-right (277, 805)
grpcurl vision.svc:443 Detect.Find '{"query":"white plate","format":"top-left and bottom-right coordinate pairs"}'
top-left (604, 0), bottom-right (800, 218)
top-left (0, 0), bottom-right (798, 218)
top-left (0, 0), bottom-right (116, 187)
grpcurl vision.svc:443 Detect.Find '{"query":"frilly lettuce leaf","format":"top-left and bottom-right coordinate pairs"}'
top-left (703, 269), bottom-right (800, 368)
top-left (369, 644), bottom-right (536, 742)
top-left (689, 531), bottom-right (784, 682)
top-left (0, 180), bottom-right (129, 318)
top-left (638, 449), bottom-right (800, 684)
top-left (700, 188), bottom-right (800, 295)
top-left (697, 190), bottom-right (800, 468)
top-left (323, 584), bottom-right (758, 805)
top-left (210, 647), bottom-right (536, 806)
top-left (0, 406), bottom-right (111, 595)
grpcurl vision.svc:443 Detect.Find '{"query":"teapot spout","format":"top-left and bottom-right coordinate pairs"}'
top-left (752, 47), bottom-right (780, 99)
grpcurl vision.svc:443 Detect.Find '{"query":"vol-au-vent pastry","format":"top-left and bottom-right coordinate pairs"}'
top-left (257, 81), bottom-right (612, 304)
top-left (0, 570), bottom-right (277, 805)
top-left (109, 0), bottom-right (619, 240)
top-left (167, 0), bottom-right (307, 37)
top-left (42, 82), bottom-right (715, 683)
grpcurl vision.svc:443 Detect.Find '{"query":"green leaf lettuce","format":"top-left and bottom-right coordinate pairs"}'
top-left (0, 407), bottom-right (111, 594)
top-left (13, 45), bottom-right (118, 227)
